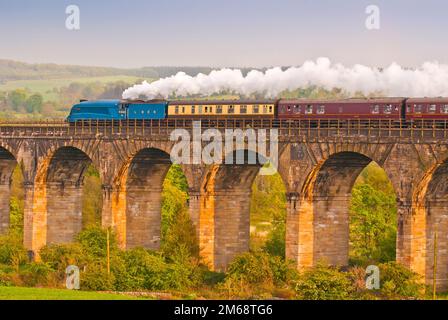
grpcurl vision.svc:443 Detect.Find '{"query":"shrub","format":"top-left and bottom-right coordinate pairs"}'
top-left (20, 262), bottom-right (55, 287)
top-left (0, 234), bottom-right (28, 269)
top-left (226, 251), bottom-right (274, 286)
top-left (378, 262), bottom-right (424, 299)
top-left (39, 243), bottom-right (85, 275)
top-left (81, 262), bottom-right (115, 291)
top-left (263, 223), bottom-right (286, 259)
top-left (76, 226), bottom-right (117, 257)
top-left (116, 248), bottom-right (168, 291)
top-left (161, 209), bottom-right (199, 259)
top-left (268, 255), bottom-right (299, 286)
top-left (294, 264), bottom-right (354, 300)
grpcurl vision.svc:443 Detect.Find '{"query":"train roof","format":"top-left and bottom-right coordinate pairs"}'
top-left (168, 100), bottom-right (276, 105)
top-left (279, 98), bottom-right (406, 104)
top-left (76, 99), bottom-right (120, 106)
top-left (406, 97), bottom-right (448, 104)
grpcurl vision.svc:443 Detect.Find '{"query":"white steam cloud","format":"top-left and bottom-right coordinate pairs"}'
top-left (122, 57), bottom-right (448, 99)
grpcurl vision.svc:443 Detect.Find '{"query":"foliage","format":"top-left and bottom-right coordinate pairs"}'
top-left (250, 173), bottom-right (286, 254)
top-left (39, 243), bottom-right (85, 275)
top-left (19, 262), bottom-right (55, 287)
top-left (0, 234), bottom-right (28, 271)
top-left (161, 165), bottom-right (189, 240)
top-left (81, 262), bottom-right (115, 291)
top-left (264, 223), bottom-right (286, 259)
top-left (82, 165), bottom-right (102, 228)
top-left (75, 225), bottom-right (117, 258)
top-left (161, 165), bottom-right (198, 257)
top-left (220, 251), bottom-right (298, 298)
top-left (294, 264), bottom-right (354, 300)
top-left (349, 162), bottom-right (397, 265)
top-left (378, 262), bottom-right (424, 299)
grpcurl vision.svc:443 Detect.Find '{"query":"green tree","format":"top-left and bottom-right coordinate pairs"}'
top-left (250, 173), bottom-right (286, 254)
top-left (25, 93), bottom-right (43, 113)
top-left (349, 163), bottom-right (397, 264)
top-left (82, 165), bottom-right (102, 228)
top-left (8, 89), bottom-right (28, 112)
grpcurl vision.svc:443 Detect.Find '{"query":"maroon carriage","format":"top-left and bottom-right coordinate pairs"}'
top-left (405, 98), bottom-right (448, 120)
top-left (277, 98), bottom-right (406, 120)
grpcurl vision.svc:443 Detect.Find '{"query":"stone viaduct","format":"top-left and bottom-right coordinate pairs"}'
top-left (0, 120), bottom-right (447, 290)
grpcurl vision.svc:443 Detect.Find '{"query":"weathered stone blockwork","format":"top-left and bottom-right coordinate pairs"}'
top-left (0, 131), bottom-right (447, 290)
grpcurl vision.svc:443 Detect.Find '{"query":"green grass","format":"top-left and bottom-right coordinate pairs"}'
top-left (0, 76), bottom-right (143, 100)
top-left (0, 286), bottom-right (140, 300)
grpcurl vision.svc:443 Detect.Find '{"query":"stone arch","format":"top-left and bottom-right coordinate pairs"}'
top-left (287, 150), bottom-right (398, 268)
top-left (112, 146), bottom-right (187, 249)
top-left (30, 146), bottom-right (96, 252)
top-left (199, 149), bottom-right (278, 270)
top-left (411, 159), bottom-right (448, 291)
top-left (0, 146), bottom-right (19, 234)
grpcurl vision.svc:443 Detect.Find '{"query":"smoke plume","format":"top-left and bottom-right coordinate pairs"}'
top-left (122, 57), bottom-right (448, 99)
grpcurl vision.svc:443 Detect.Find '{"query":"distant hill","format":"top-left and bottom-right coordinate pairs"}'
top-left (0, 59), bottom-right (267, 83)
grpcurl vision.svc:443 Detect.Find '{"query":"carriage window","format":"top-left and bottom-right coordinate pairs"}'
top-left (228, 105), bottom-right (234, 114)
top-left (198, 105), bottom-right (202, 113)
top-left (383, 104), bottom-right (392, 114)
top-left (182, 106), bottom-right (185, 113)
top-left (191, 105), bottom-right (195, 114)
top-left (407, 105), bottom-right (411, 113)
top-left (305, 105), bottom-right (313, 114)
top-left (317, 105), bottom-right (325, 114)
top-left (287, 105), bottom-right (291, 112)
top-left (442, 105), bottom-right (448, 114)
top-left (414, 105), bottom-right (422, 113)
top-left (269, 106), bottom-right (273, 113)
top-left (253, 105), bottom-right (259, 113)
top-left (240, 105), bottom-right (247, 114)
top-left (205, 106), bottom-right (208, 113)
top-left (216, 105), bottom-right (222, 114)
top-left (371, 105), bottom-right (380, 114)
top-left (428, 104), bottom-right (437, 113)
top-left (263, 105), bottom-right (268, 113)
top-left (175, 106), bottom-right (179, 114)
top-left (295, 105), bottom-right (301, 113)
top-left (209, 106), bottom-right (213, 113)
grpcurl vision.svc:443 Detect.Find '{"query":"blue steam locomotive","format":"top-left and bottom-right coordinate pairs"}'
top-left (67, 99), bottom-right (168, 122)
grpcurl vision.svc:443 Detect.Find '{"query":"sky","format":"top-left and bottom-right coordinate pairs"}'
top-left (0, 0), bottom-right (446, 68)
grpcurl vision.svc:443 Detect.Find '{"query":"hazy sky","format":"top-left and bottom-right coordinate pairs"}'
top-left (0, 0), bottom-right (446, 68)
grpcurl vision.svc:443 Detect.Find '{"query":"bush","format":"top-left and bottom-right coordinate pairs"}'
top-left (0, 234), bottom-right (28, 269)
top-left (226, 251), bottom-right (274, 286)
top-left (263, 223), bottom-right (286, 259)
top-left (219, 251), bottom-right (298, 299)
top-left (39, 243), bottom-right (85, 275)
top-left (81, 262), bottom-right (115, 291)
top-left (20, 262), bottom-right (56, 287)
top-left (116, 248), bottom-right (168, 291)
top-left (76, 225), bottom-right (117, 257)
top-left (294, 264), bottom-right (354, 300)
top-left (378, 262), bottom-right (424, 299)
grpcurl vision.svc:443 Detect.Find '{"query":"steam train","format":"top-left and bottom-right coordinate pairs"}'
top-left (67, 97), bottom-right (448, 123)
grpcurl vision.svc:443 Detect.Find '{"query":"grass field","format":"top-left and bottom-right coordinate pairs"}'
top-left (0, 286), bottom-right (140, 300)
top-left (0, 75), bottom-right (143, 100)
